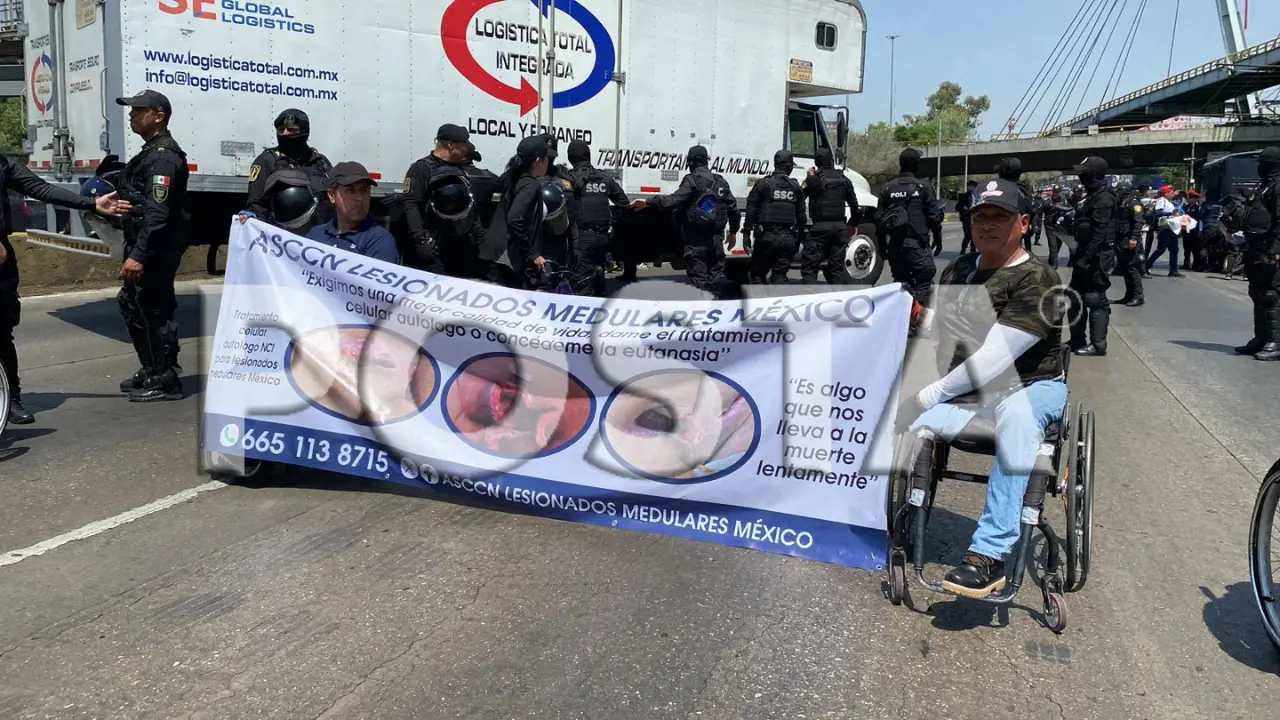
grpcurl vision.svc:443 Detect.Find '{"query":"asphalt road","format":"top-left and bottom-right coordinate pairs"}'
top-left (1, 225), bottom-right (1277, 719)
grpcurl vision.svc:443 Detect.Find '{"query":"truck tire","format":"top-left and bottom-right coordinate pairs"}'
top-left (844, 222), bottom-right (884, 286)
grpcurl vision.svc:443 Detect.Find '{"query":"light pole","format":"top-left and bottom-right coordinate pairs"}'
top-left (887, 34), bottom-right (899, 125)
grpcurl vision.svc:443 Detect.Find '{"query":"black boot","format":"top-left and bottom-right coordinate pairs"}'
top-left (941, 552), bottom-right (1006, 599)
top-left (8, 397), bottom-right (33, 425)
top-left (1074, 344), bottom-right (1106, 356)
top-left (129, 369), bottom-right (183, 402)
top-left (1256, 343), bottom-right (1280, 361)
top-left (119, 368), bottom-right (147, 393)
top-left (1237, 339), bottom-right (1266, 355)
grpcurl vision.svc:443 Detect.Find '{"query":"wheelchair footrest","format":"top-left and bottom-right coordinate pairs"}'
top-left (941, 470), bottom-right (989, 484)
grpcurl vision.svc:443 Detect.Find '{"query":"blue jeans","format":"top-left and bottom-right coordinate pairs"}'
top-left (1147, 228), bottom-right (1180, 274)
top-left (909, 379), bottom-right (1068, 560)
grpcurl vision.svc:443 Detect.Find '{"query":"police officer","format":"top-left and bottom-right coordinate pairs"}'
top-left (1114, 181), bottom-right (1145, 307)
top-left (802, 148), bottom-right (861, 283)
top-left (0, 161), bottom-right (129, 425)
top-left (538, 135), bottom-right (580, 280)
top-left (877, 148), bottom-right (940, 307)
top-left (401, 124), bottom-right (483, 277)
top-left (996, 157), bottom-right (1034, 249)
top-left (1237, 146), bottom-right (1280, 361)
top-left (1043, 185), bottom-right (1070, 268)
top-left (631, 146), bottom-right (741, 297)
top-left (956, 179), bottom-right (978, 254)
top-left (1029, 190), bottom-right (1046, 246)
top-left (114, 89), bottom-right (190, 401)
top-left (245, 109), bottom-right (331, 218)
top-left (743, 150), bottom-right (805, 285)
top-left (566, 139), bottom-right (628, 296)
top-left (1068, 157), bottom-right (1117, 357)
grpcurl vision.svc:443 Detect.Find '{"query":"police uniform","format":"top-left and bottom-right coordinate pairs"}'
top-left (1115, 185), bottom-right (1146, 306)
top-left (1238, 146), bottom-right (1280, 360)
top-left (114, 90), bottom-right (190, 401)
top-left (802, 149), bottom-right (860, 284)
top-left (0, 159), bottom-right (103, 423)
top-left (401, 123), bottom-right (485, 278)
top-left (1068, 157), bottom-right (1117, 356)
top-left (645, 146), bottom-right (741, 297)
top-left (245, 109), bottom-right (331, 218)
top-left (956, 182), bottom-right (977, 255)
top-left (745, 151), bottom-right (805, 285)
top-left (567, 139), bottom-right (628, 296)
top-left (877, 148), bottom-right (939, 306)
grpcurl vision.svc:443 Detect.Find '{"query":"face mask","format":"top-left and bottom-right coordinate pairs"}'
top-left (278, 133), bottom-right (309, 156)
top-left (1259, 159), bottom-right (1280, 177)
top-left (1078, 170), bottom-right (1103, 189)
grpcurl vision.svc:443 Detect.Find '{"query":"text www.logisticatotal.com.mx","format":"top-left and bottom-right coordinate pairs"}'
top-left (144, 69), bottom-right (339, 101)
top-left (142, 49), bottom-right (339, 81)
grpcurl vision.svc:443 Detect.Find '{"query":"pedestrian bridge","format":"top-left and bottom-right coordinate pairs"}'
top-left (918, 123), bottom-right (1280, 178)
top-left (1048, 36), bottom-right (1280, 134)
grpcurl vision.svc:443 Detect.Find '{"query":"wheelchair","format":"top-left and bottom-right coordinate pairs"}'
top-left (1247, 456), bottom-right (1280, 654)
top-left (885, 344), bottom-right (1096, 633)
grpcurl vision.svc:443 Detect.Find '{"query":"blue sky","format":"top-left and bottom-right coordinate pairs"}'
top-left (831, 0), bottom-right (1280, 136)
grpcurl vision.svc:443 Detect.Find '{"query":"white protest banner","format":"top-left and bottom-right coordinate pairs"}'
top-left (202, 219), bottom-right (911, 570)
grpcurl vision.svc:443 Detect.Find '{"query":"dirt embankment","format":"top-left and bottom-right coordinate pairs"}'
top-left (9, 236), bottom-right (227, 296)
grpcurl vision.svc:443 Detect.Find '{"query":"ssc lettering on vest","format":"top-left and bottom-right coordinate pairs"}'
top-left (771, 189), bottom-right (796, 201)
top-left (584, 182), bottom-right (608, 193)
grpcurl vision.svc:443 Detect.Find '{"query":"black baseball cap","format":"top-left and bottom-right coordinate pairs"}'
top-left (116, 89), bottom-right (171, 118)
top-left (437, 123), bottom-right (469, 143)
top-left (516, 135), bottom-right (548, 161)
top-left (1073, 156), bottom-right (1109, 175)
top-left (971, 178), bottom-right (1025, 215)
top-left (328, 161), bottom-right (377, 188)
top-left (774, 149), bottom-right (795, 166)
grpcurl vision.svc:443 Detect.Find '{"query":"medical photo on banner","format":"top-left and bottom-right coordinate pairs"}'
top-left (203, 219), bottom-right (911, 570)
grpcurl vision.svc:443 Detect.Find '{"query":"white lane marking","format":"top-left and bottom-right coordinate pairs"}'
top-left (0, 481), bottom-right (226, 568)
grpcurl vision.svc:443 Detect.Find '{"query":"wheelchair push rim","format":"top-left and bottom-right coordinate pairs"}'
top-left (1248, 461), bottom-right (1280, 654)
top-left (0, 362), bottom-right (9, 439)
top-left (1064, 402), bottom-right (1082, 592)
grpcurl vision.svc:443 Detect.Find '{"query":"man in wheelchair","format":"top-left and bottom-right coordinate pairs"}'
top-left (897, 177), bottom-right (1067, 600)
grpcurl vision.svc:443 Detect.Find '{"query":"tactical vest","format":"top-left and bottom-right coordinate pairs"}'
top-left (810, 169), bottom-right (848, 222)
top-left (759, 174), bottom-right (798, 227)
top-left (573, 166), bottom-right (613, 229)
top-left (882, 177), bottom-right (928, 238)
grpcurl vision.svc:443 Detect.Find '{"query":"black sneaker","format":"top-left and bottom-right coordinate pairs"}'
top-left (8, 398), bottom-right (34, 425)
top-left (128, 371), bottom-right (184, 403)
top-left (1126, 299), bottom-right (1145, 307)
top-left (1236, 339), bottom-right (1265, 355)
top-left (1074, 345), bottom-right (1106, 357)
top-left (119, 368), bottom-right (147, 393)
top-left (941, 552), bottom-right (1006, 599)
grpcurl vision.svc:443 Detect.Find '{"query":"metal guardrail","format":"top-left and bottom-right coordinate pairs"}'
top-left (0, 0), bottom-right (21, 37)
top-left (1047, 35), bottom-right (1280, 133)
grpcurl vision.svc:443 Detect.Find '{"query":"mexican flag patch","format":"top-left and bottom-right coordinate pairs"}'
top-left (152, 175), bottom-right (170, 186)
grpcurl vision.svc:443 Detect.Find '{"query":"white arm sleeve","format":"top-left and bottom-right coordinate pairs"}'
top-left (917, 323), bottom-right (1043, 409)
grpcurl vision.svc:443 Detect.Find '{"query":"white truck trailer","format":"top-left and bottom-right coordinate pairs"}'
top-left (19, 0), bottom-right (882, 283)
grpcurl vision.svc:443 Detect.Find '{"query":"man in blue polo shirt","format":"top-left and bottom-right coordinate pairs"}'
top-left (307, 161), bottom-right (399, 263)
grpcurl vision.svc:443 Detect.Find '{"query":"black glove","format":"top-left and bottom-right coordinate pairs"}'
top-left (413, 237), bottom-right (438, 263)
top-left (895, 393), bottom-right (925, 432)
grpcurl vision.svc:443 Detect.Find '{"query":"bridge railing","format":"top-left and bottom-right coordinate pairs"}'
top-left (0, 0), bottom-right (22, 38)
top-left (1044, 35), bottom-right (1280, 134)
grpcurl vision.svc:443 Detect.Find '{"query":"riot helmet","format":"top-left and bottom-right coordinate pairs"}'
top-left (541, 178), bottom-right (569, 235)
top-left (264, 168), bottom-right (319, 232)
top-left (429, 173), bottom-right (475, 237)
top-left (80, 174), bottom-right (125, 248)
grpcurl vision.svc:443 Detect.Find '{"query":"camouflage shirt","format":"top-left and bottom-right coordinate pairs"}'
top-left (935, 252), bottom-right (1065, 400)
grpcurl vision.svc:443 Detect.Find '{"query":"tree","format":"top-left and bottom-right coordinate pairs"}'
top-left (0, 97), bottom-right (25, 153)
top-left (899, 81), bottom-right (991, 140)
top-left (845, 121), bottom-right (902, 187)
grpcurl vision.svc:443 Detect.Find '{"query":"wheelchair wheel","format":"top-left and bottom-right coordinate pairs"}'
top-left (1248, 459), bottom-right (1280, 654)
top-left (887, 559), bottom-right (907, 606)
top-left (1077, 409), bottom-right (1096, 589)
top-left (0, 361), bottom-right (9, 439)
top-left (1043, 590), bottom-right (1067, 634)
top-left (1064, 405), bottom-right (1083, 592)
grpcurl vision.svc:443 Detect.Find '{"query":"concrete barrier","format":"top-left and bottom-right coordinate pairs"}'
top-left (11, 234), bottom-right (226, 296)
